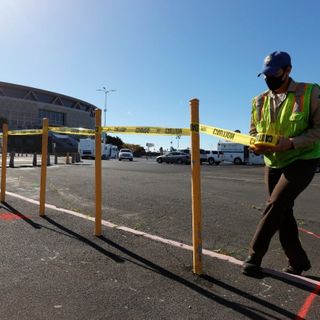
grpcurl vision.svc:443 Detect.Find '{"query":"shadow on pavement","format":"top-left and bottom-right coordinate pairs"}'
top-left (99, 236), bottom-right (297, 320)
top-left (201, 274), bottom-right (298, 320)
top-left (265, 271), bottom-right (320, 294)
top-left (8, 165), bottom-right (34, 168)
top-left (1, 201), bottom-right (41, 229)
top-left (3, 204), bottom-right (303, 319)
top-left (42, 216), bottom-right (125, 263)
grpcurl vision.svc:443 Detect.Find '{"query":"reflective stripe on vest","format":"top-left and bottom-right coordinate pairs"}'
top-left (254, 93), bottom-right (268, 122)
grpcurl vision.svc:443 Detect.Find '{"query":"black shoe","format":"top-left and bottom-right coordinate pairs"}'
top-left (282, 261), bottom-right (311, 275)
top-left (242, 256), bottom-right (262, 277)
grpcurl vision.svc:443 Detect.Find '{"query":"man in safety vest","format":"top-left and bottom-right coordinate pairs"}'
top-left (242, 51), bottom-right (320, 276)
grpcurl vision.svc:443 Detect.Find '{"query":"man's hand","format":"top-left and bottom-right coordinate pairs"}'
top-left (250, 137), bottom-right (293, 154)
top-left (249, 145), bottom-right (270, 155)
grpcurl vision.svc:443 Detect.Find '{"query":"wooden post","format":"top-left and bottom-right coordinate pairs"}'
top-left (95, 109), bottom-right (102, 236)
top-left (39, 118), bottom-right (48, 216)
top-left (190, 98), bottom-right (202, 275)
top-left (1, 124), bottom-right (8, 202)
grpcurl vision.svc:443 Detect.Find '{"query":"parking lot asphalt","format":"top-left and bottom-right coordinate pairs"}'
top-left (1, 158), bottom-right (320, 319)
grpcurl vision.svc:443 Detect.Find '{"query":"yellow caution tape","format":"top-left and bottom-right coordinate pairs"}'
top-left (102, 126), bottom-right (190, 136)
top-left (49, 127), bottom-right (95, 136)
top-left (254, 133), bottom-right (279, 147)
top-left (0, 127), bottom-right (95, 136)
top-left (199, 124), bottom-right (256, 146)
top-left (0, 124), bottom-right (276, 148)
top-left (7, 129), bottom-right (43, 136)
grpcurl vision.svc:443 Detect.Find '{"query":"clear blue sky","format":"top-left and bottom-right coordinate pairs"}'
top-left (1, 0), bottom-right (320, 151)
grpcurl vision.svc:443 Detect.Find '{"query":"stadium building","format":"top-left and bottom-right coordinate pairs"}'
top-left (0, 81), bottom-right (97, 130)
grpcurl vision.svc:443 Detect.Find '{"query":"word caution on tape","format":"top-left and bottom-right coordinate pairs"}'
top-left (199, 124), bottom-right (256, 146)
top-left (102, 126), bottom-right (190, 136)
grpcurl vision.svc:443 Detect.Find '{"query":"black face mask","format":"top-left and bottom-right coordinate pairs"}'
top-left (265, 73), bottom-right (287, 91)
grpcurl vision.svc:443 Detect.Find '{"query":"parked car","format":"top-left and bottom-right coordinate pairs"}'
top-left (205, 150), bottom-right (223, 165)
top-left (119, 148), bottom-right (133, 161)
top-left (156, 151), bottom-right (190, 164)
top-left (178, 149), bottom-right (207, 164)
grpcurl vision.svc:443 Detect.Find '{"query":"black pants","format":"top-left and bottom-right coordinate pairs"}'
top-left (249, 158), bottom-right (318, 268)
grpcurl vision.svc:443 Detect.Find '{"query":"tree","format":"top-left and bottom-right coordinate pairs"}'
top-left (123, 143), bottom-right (146, 156)
top-left (105, 135), bottom-right (146, 156)
top-left (106, 135), bottom-right (124, 149)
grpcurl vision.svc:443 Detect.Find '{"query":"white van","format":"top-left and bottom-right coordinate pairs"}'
top-left (79, 138), bottom-right (108, 159)
top-left (110, 145), bottom-right (119, 159)
top-left (217, 142), bottom-right (264, 165)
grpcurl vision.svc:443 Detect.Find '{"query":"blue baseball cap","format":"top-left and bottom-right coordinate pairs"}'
top-left (258, 51), bottom-right (292, 77)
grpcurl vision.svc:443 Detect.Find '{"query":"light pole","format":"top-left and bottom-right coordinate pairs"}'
top-left (176, 135), bottom-right (181, 150)
top-left (97, 87), bottom-right (116, 127)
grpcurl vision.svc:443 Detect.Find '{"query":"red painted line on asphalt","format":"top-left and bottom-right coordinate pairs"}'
top-left (299, 227), bottom-right (320, 239)
top-left (0, 213), bottom-right (27, 220)
top-left (296, 283), bottom-right (320, 320)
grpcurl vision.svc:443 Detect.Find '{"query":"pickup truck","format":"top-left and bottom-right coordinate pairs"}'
top-left (205, 150), bottom-right (223, 165)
